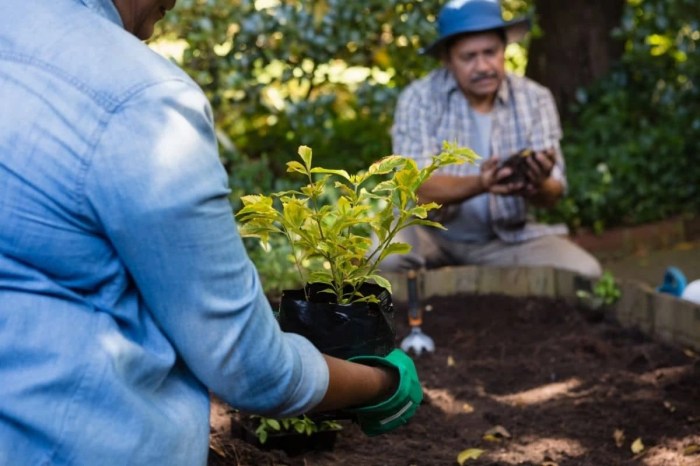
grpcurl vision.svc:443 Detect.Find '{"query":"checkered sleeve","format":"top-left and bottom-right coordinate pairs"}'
top-left (391, 81), bottom-right (439, 170)
top-left (533, 86), bottom-right (567, 190)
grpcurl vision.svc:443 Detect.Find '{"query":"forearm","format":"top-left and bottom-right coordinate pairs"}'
top-left (417, 174), bottom-right (485, 205)
top-left (312, 355), bottom-right (397, 412)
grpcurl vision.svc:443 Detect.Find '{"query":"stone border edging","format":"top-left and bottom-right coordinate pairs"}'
top-left (382, 265), bottom-right (700, 351)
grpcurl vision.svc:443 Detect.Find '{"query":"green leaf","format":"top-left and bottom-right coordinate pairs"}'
top-left (266, 419), bottom-right (281, 430)
top-left (368, 274), bottom-right (392, 292)
top-left (239, 194), bottom-right (274, 208)
top-left (298, 145), bottom-right (313, 170)
top-left (394, 166), bottom-right (422, 192)
top-left (408, 206), bottom-right (427, 219)
top-left (378, 241), bottom-right (412, 261)
top-left (439, 141), bottom-right (480, 166)
top-left (286, 160), bottom-right (307, 175)
top-left (282, 201), bottom-right (309, 229)
top-left (372, 179), bottom-right (398, 194)
top-left (368, 155), bottom-right (407, 175)
top-left (409, 218), bottom-right (448, 230)
top-left (311, 167), bottom-right (351, 181)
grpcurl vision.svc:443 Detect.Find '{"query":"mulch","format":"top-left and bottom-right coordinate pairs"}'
top-left (208, 294), bottom-right (700, 466)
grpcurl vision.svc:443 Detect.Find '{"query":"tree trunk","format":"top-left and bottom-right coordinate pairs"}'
top-left (525, 0), bottom-right (625, 121)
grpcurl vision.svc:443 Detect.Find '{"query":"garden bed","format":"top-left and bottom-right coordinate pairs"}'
top-left (208, 293), bottom-right (699, 466)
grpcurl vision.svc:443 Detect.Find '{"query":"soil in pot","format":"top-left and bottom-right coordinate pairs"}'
top-left (208, 293), bottom-right (700, 466)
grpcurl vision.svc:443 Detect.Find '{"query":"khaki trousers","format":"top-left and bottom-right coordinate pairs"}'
top-left (378, 226), bottom-right (602, 278)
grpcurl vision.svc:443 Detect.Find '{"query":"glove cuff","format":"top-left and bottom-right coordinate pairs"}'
top-left (347, 349), bottom-right (422, 435)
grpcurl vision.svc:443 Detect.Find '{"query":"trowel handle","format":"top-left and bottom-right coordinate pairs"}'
top-left (407, 270), bottom-right (422, 326)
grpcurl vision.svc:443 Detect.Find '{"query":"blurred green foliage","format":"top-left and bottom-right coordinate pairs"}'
top-left (154, 0), bottom-right (699, 292)
top-left (541, 0), bottom-right (700, 233)
top-left (156, 0), bottom-right (531, 207)
top-left (157, 0), bottom-right (440, 191)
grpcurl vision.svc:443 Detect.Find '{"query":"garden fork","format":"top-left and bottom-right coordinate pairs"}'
top-left (400, 269), bottom-right (435, 356)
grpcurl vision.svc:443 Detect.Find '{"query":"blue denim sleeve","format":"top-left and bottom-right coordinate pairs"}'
top-left (82, 79), bottom-right (328, 416)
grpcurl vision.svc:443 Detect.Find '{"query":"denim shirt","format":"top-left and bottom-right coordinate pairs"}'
top-left (0, 1), bottom-right (328, 465)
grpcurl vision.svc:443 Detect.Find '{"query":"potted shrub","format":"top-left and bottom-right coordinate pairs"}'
top-left (234, 141), bottom-right (476, 450)
top-left (236, 141), bottom-right (476, 357)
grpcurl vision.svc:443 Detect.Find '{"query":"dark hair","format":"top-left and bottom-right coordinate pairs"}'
top-left (441, 27), bottom-right (507, 58)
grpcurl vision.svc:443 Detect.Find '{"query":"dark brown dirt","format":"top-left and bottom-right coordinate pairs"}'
top-left (208, 294), bottom-right (700, 466)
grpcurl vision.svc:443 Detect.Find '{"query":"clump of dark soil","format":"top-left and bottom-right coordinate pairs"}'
top-left (208, 294), bottom-right (700, 466)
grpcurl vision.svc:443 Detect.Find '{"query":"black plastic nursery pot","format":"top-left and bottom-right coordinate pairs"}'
top-left (277, 282), bottom-right (396, 360)
top-left (232, 282), bottom-right (396, 455)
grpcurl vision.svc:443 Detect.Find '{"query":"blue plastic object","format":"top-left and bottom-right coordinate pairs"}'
top-left (657, 267), bottom-right (687, 297)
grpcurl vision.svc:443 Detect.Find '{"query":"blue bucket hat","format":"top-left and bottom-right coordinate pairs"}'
top-left (422, 0), bottom-right (530, 57)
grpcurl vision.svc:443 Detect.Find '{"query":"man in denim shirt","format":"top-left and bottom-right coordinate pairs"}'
top-left (384, 0), bottom-right (601, 278)
top-left (0, 1), bottom-right (421, 464)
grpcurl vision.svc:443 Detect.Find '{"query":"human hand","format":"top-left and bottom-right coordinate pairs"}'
top-left (480, 156), bottom-right (526, 195)
top-left (346, 349), bottom-right (422, 436)
top-left (520, 149), bottom-right (556, 197)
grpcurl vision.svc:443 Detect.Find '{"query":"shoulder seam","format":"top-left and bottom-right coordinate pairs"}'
top-left (0, 51), bottom-right (195, 111)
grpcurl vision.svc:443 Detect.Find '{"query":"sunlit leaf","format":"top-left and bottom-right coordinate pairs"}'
top-left (283, 201), bottom-right (309, 229)
top-left (298, 145), bottom-right (312, 170)
top-left (456, 448), bottom-right (485, 464)
top-left (683, 444), bottom-right (700, 456)
top-left (286, 160), bottom-right (307, 175)
top-left (631, 437), bottom-right (645, 454)
top-left (311, 167), bottom-right (351, 181)
top-left (368, 155), bottom-right (406, 175)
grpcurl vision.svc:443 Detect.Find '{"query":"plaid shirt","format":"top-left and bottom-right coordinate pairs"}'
top-left (392, 68), bottom-right (569, 242)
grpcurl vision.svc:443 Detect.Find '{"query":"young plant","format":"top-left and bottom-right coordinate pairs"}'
top-left (577, 270), bottom-right (621, 308)
top-left (252, 415), bottom-right (342, 444)
top-left (236, 141), bottom-right (478, 304)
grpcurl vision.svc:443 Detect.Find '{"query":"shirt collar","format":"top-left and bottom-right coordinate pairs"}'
top-left (79, 0), bottom-right (124, 29)
top-left (440, 68), bottom-right (512, 106)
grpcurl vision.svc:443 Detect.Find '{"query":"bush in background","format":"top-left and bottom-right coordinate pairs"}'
top-left (542, 0), bottom-right (700, 233)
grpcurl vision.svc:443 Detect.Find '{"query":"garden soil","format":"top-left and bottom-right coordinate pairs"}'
top-left (208, 294), bottom-right (700, 466)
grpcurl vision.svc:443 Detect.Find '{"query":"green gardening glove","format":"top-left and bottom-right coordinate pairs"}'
top-left (347, 348), bottom-right (423, 436)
